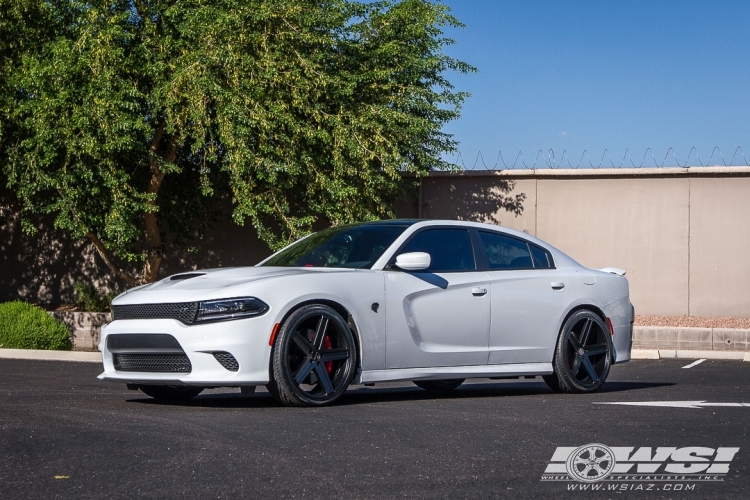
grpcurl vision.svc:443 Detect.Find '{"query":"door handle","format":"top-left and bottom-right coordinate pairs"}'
top-left (471, 287), bottom-right (488, 296)
top-left (551, 282), bottom-right (565, 290)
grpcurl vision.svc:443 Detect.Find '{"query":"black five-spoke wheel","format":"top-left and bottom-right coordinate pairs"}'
top-left (544, 310), bottom-right (612, 393)
top-left (268, 304), bottom-right (357, 406)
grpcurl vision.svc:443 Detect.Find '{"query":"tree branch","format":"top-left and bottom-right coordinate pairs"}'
top-left (86, 232), bottom-right (137, 287)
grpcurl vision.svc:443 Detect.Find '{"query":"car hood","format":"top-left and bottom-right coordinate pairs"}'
top-left (113, 266), bottom-right (356, 304)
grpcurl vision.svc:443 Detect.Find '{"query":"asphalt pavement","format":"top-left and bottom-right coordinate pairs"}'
top-left (0, 358), bottom-right (748, 499)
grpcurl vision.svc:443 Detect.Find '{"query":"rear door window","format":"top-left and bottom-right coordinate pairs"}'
top-left (479, 231), bottom-right (548, 270)
top-left (479, 231), bottom-right (532, 269)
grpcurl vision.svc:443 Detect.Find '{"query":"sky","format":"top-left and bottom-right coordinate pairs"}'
top-left (439, 0), bottom-right (750, 168)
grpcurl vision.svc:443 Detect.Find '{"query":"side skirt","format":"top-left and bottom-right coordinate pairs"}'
top-left (358, 362), bottom-right (553, 384)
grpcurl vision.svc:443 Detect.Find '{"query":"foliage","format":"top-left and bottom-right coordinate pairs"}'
top-left (0, 301), bottom-right (72, 350)
top-left (0, 0), bottom-right (473, 285)
top-left (73, 283), bottom-right (117, 312)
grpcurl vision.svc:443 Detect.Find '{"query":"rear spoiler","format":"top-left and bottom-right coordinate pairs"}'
top-left (599, 267), bottom-right (626, 276)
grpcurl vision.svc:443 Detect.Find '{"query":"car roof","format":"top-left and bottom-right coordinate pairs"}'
top-left (355, 219), bottom-right (421, 226)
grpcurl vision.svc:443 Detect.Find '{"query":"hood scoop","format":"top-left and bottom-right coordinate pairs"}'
top-left (169, 273), bottom-right (206, 281)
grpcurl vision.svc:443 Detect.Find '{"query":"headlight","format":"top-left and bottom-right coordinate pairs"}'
top-left (194, 297), bottom-right (269, 323)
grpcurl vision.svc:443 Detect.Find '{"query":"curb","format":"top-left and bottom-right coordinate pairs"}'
top-left (631, 349), bottom-right (750, 361)
top-left (0, 349), bottom-right (101, 363)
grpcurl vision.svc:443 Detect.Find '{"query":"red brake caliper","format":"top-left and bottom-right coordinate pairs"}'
top-left (323, 336), bottom-right (333, 374)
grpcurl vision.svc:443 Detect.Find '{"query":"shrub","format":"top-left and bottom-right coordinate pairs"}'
top-left (73, 283), bottom-right (117, 312)
top-left (0, 301), bottom-right (72, 350)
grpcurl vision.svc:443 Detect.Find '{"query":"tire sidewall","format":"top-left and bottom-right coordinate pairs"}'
top-left (271, 304), bottom-right (357, 406)
top-left (554, 310), bottom-right (612, 393)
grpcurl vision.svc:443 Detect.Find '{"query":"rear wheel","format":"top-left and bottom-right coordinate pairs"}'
top-left (268, 304), bottom-right (357, 407)
top-left (544, 310), bottom-right (612, 393)
top-left (413, 379), bottom-right (465, 392)
top-left (138, 385), bottom-right (204, 401)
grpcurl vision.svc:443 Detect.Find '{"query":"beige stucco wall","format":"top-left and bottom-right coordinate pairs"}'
top-left (419, 176), bottom-right (537, 234)
top-left (689, 177), bottom-right (750, 317)
top-left (536, 176), bottom-right (690, 316)
top-left (411, 168), bottom-right (750, 317)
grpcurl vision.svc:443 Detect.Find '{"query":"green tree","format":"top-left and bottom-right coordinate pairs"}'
top-left (0, 0), bottom-right (473, 285)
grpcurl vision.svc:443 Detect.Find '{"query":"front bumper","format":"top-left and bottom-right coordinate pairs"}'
top-left (98, 315), bottom-right (275, 386)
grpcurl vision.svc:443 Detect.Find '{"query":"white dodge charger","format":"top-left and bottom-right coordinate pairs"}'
top-left (99, 219), bottom-right (633, 406)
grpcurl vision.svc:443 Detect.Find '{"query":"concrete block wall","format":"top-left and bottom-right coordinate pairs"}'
top-left (49, 312), bottom-right (111, 351)
top-left (633, 326), bottom-right (750, 351)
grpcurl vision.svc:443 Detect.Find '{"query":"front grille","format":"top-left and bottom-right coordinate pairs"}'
top-left (113, 353), bottom-right (192, 373)
top-left (112, 302), bottom-right (199, 324)
top-left (212, 352), bottom-right (239, 371)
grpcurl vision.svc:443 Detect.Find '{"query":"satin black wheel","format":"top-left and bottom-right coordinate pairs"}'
top-left (413, 379), bottom-right (465, 392)
top-left (544, 310), bottom-right (612, 393)
top-left (268, 304), bottom-right (357, 407)
top-left (138, 385), bottom-right (204, 401)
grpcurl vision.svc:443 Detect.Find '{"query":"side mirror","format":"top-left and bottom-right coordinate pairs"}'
top-left (394, 252), bottom-right (431, 271)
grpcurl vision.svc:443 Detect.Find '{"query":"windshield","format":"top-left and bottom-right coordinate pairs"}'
top-left (261, 223), bottom-right (412, 269)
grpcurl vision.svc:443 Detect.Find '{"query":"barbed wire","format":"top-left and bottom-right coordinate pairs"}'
top-left (453, 147), bottom-right (749, 170)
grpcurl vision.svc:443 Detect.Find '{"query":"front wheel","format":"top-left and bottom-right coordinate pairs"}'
top-left (138, 385), bottom-right (204, 401)
top-left (543, 310), bottom-right (612, 393)
top-left (268, 304), bottom-right (357, 407)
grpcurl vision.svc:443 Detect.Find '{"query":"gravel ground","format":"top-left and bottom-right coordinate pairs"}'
top-left (635, 315), bottom-right (750, 329)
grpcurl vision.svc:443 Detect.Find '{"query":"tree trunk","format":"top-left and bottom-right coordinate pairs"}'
top-left (85, 121), bottom-right (175, 287)
top-left (139, 120), bottom-right (175, 284)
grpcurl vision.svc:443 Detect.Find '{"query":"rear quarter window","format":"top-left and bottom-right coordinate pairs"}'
top-left (530, 244), bottom-right (554, 269)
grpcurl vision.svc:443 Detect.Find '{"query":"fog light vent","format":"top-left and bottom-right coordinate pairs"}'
top-left (212, 352), bottom-right (239, 371)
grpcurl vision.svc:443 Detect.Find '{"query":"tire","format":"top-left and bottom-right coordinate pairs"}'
top-left (269, 304), bottom-right (357, 407)
top-left (413, 379), bottom-right (465, 392)
top-left (138, 385), bottom-right (204, 401)
top-left (544, 310), bottom-right (612, 393)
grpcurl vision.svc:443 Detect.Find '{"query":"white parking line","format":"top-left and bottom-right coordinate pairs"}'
top-left (595, 401), bottom-right (750, 409)
top-left (682, 358), bottom-right (706, 369)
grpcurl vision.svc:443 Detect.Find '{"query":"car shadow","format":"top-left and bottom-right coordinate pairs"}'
top-left (127, 392), bottom-right (280, 408)
top-left (596, 381), bottom-right (675, 393)
top-left (336, 380), bottom-right (675, 406)
top-left (125, 380), bottom-right (674, 408)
